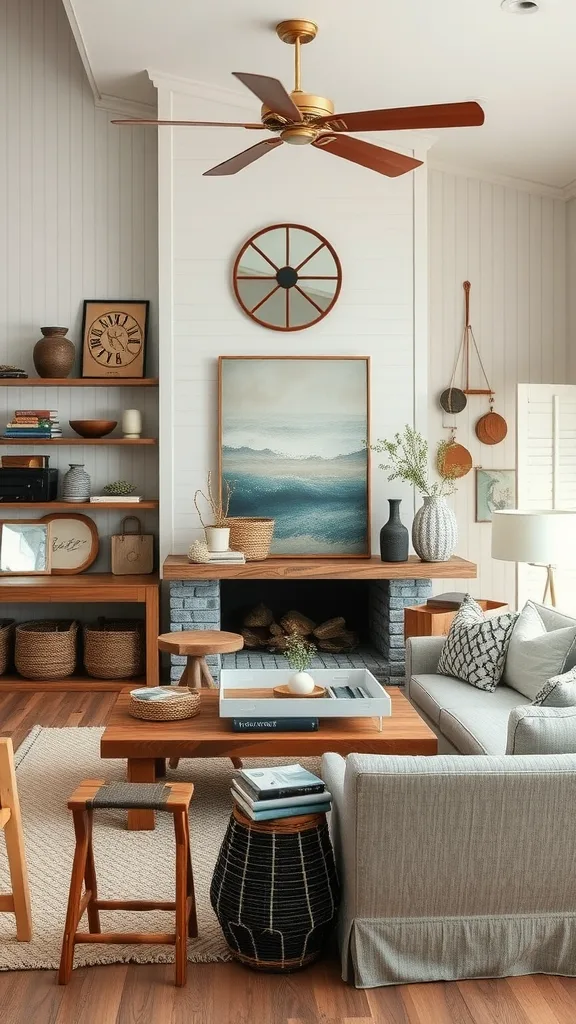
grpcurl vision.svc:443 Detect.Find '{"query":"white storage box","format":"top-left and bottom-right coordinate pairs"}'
top-left (219, 668), bottom-right (391, 719)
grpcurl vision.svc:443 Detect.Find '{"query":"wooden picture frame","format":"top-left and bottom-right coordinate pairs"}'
top-left (42, 513), bottom-right (99, 574)
top-left (219, 356), bottom-right (370, 558)
top-left (0, 522), bottom-right (52, 575)
top-left (81, 300), bottom-right (149, 379)
top-left (475, 469), bottom-right (516, 523)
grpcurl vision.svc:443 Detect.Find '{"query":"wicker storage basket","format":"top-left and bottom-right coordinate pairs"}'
top-left (84, 619), bottom-right (144, 679)
top-left (0, 619), bottom-right (15, 676)
top-left (223, 517), bottom-right (274, 561)
top-left (129, 688), bottom-right (200, 721)
top-left (15, 620), bottom-right (78, 680)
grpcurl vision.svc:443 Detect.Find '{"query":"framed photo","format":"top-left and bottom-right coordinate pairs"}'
top-left (219, 356), bottom-right (370, 557)
top-left (81, 300), bottom-right (149, 378)
top-left (41, 513), bottom-right (99, 574)
top-left (475, 469), bottom-right (516, 523)
top-left (0, 522), bottom-right (52, 575)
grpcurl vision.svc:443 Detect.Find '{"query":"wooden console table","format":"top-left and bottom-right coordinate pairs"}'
top-left (0, 574), bottom-right (159, 692)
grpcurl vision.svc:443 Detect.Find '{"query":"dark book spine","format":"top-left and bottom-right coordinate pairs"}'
top-left (231, 718), bottom-right (319, 732)
top-left (235, 777), bottom-right (325, 801)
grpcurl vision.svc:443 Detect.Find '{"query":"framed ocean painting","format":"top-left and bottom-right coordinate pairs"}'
top-left (219, 356), bottom-right (370, 557)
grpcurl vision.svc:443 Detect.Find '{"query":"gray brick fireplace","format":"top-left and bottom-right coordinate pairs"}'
top-left (168, 576), bottom-right (432, 685)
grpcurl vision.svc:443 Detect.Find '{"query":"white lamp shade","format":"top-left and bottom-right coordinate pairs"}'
top-left (491, 509), bottom-right (576, 566)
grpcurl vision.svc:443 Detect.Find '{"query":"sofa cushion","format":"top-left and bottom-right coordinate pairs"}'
top-left (436, 595), bottom-right (517, 692)
top-left (410, 673), bottom-right (523, 727)
top-left (507, 705), bottom-right (576, 754)
top-left (532, 667), bottom-right (576, 707)
top-left (503, 602), bottom-right (576, 701)
top-left (439, 706), bottom-right (511, 754)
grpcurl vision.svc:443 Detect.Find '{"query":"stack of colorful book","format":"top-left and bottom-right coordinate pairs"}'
top-left (3, 409), bottom-right (62, 439)
top-left (231, 764), bottom-right (331, 821)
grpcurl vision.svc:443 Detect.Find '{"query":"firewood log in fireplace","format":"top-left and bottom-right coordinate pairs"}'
top-left (279, 610), bottom-right (316, 636)
top-left (240, 604), bottom-right (360, 654)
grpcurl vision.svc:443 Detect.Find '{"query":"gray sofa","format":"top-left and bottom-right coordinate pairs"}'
top-left (405, 602), bottom-right (576, 755)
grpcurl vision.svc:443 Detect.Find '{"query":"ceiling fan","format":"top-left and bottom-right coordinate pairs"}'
top-left (112, 19), bottom-right (485, 179)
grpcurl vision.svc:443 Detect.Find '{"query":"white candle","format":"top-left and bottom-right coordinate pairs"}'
top-left (122, 409), bottom-right (142, 438)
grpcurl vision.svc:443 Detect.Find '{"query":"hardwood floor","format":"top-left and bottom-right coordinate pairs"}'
top-left (1, 691), bottom-right (575, 1024)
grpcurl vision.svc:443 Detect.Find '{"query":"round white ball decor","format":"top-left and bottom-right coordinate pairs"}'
top-left (287, 671), bottom-right (316, 695)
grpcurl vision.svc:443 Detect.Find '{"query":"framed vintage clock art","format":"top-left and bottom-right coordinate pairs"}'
top-left (81, 300), bottom-right (149, 378)
top-left (233, 224), bottom-right (342, 331)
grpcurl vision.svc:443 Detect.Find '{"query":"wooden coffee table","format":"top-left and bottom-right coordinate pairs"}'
top-left (100, 687), bottom-right (437, 830)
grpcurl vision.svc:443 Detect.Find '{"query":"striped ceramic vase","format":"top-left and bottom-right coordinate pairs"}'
top-left (412, 496), bottom-right (457, 562)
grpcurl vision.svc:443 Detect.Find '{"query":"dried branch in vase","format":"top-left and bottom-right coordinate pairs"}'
top-left (193, 471), bottom-right (234, 528)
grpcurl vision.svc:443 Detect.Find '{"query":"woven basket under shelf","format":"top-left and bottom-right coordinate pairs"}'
top-left (0, 619), bottom-right (15, 676)
top-left (223, 517), bottom-right (274, 561)
top-left (15, 620), bottom-right (78, 680)
top-left (128, 688), bottom-right (201, 721)
top-left (84, 619), bottom-right (144, 679)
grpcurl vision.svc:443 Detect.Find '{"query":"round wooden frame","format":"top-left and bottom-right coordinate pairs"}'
top-left (232, 223), bottom-right (342, 332)
top-left (41, 512), bottom-right (99, 575)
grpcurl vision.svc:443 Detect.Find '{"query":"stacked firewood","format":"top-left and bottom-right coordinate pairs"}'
top-left (240, 603), bottom-right (359, 655)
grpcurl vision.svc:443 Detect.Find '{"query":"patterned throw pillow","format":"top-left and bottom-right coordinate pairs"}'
top-left (532, 667), bottom-right (576, 707)
top-left (437, 594), bottom-right (518, 691)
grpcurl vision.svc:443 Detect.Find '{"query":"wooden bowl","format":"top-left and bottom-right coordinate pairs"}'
top-left (69, 419), bottom-right (117, 439)
top-left (273, 684), bottom-right (327, 699)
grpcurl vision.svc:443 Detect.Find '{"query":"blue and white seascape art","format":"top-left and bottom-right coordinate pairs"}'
top-left (219, 357), bottom-right (370, 556)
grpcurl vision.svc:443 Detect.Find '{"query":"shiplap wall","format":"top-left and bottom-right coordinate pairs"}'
top-left (0, 0), bottom-right (158, 591)
top-left (568, 199), bottom-right (576, 385)
top-left (158, 81), bottom-right (428, 560)
top-left (429, 169), bottom-right (568, 608)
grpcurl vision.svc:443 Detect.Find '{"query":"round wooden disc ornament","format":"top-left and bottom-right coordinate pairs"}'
top-left (439, 387), bottom-right (467, 414)
top-left (475, 411), bottom-right (508, 445)
top-left (437, 441), bottom-right (473, 479)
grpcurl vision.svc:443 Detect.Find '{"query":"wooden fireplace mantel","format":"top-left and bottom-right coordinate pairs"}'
top-left (163, 555), bottom-right (477, 581)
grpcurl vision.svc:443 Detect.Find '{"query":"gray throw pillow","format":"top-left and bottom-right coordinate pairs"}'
top-left (503, 601), bottom-right (576, 701)
top-left (532, 667), bottom-right (576, 707)
top-left (437, 594), bottom-right (518, 691)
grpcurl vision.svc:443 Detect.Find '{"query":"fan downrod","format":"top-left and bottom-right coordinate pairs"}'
top-left (275, 20), bottom-right (318, 45)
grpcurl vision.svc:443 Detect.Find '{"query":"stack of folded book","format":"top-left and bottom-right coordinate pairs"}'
top-left (206, 549), bottom-right (246, 564)
top-left (231, 764), bottom-right (332, 821)
top-left (3, 409), bottom-right (62, 439)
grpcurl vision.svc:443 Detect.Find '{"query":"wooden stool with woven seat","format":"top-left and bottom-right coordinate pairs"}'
top-left (158, 630), bottom-right (244, 771)
top-left (58, 779), bottom-right (197, 987)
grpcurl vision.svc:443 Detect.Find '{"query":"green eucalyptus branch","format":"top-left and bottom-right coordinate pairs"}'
top-left (284, 633), bottom-right (317, 673)
top-left (369, 426), bottom-right (457, 499)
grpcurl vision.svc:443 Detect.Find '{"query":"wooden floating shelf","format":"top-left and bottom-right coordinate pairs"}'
top-left (0, 437), bottom-right (157, 445)
top-left (0, 378), bottom-right (158, 387)
top-left (163, 554), bottom-right (478, 581)
top-left (0, 676), bottom-right (145, 692)
top-left (0, 500), bottom-right (159, 510)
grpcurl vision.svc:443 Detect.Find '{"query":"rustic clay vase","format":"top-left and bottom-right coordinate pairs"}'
top-left (33, 327), bottom-right (75, 378)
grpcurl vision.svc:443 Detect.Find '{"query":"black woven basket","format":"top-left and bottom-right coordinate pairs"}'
top-left (210, 807), bottom-right (339, 972)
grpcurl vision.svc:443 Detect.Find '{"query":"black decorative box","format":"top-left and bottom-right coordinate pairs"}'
top-left (0, 468), bottom-right (59, 503)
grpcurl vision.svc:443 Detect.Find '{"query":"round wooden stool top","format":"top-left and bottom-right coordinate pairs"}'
top-left (157, 630), bottom-right (244, 657)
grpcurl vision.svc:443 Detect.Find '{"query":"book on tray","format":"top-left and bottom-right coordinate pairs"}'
top-left (235, 763), bottom-right (326, 801)
top-left (231, 717), bottom-right (319, 732)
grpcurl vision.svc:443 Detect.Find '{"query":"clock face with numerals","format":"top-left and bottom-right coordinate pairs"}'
top-left (88, 312), bottom-right (142, 367)
top-left (81, 300), bottom-right (148, 378)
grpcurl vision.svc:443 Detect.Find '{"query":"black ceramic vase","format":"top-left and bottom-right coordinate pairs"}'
top-left (380, 498), bottom-right (409, 562)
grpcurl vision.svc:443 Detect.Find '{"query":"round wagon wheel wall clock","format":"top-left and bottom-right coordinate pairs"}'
top-left (233, 224), bottom-right (342, 331)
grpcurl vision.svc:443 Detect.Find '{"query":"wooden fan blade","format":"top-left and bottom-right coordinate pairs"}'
top-left (318, 101), bottom-right (485, 133)
top-left (203, 139), bottom-right (283, 177)
top-left (111, 118), bottom-right (264, 128)
top-left (232, 73), bottom-right (303, 122)
top-left (313, 135), bottom-right (422, 177)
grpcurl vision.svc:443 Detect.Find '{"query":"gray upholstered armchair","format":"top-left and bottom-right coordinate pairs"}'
top-left (323, 750), bottom-right (576, 988)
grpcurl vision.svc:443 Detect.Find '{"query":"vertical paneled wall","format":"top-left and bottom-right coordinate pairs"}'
top-left (567, 198), bottom-right (576, 385)
top-left (0, 0), bottom-right (158, 587)
top-left (429, 169), bottom-right (568, 607)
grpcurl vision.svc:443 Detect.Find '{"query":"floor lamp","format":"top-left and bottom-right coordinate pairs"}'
top-left (491, 509), bottom-right (576, 607)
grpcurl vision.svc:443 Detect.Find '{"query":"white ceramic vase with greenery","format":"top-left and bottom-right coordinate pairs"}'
top-left (370, 426), bottom-right (458, 562)
top-left (285, 634), bottom-right (317, 694)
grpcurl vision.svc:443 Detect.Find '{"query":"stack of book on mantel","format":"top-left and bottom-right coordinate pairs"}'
top-left (3, 409), bottom-right (62, 439)
top-left (206, 549), bottom-right (246, 564)
top-left (232, 764), bottom-right (332, 821)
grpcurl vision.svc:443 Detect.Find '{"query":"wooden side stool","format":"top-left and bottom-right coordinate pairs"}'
top-left (58, 779), bottom-right (197, 987)
top-left (0, 738), bottom-right (32, 941)
top-left (158, 630), bottom-right (244, 771)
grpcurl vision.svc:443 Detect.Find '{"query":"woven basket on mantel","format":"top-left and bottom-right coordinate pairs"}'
top-left (223, 517), bottom-right (274, 561)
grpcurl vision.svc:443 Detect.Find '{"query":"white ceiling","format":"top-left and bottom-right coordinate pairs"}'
top-left (65, 0), bottom-right (576, 188)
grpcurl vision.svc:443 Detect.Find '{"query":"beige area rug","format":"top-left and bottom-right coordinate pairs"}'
top-left (0, 726), bottom-right (320, 971)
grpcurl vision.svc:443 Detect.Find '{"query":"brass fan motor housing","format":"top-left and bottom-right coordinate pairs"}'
top-left (261, 92), bottom-right (335, 130)
top-left (276, 20), bottom-right (318, 45)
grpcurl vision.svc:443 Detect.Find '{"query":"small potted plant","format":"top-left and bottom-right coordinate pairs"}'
top-left (285, 633), bottom-right (317, 694)
top-left (370, 426), bottom-right (459, 562)
top-left (194, 472), bottom-right (233, 553)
